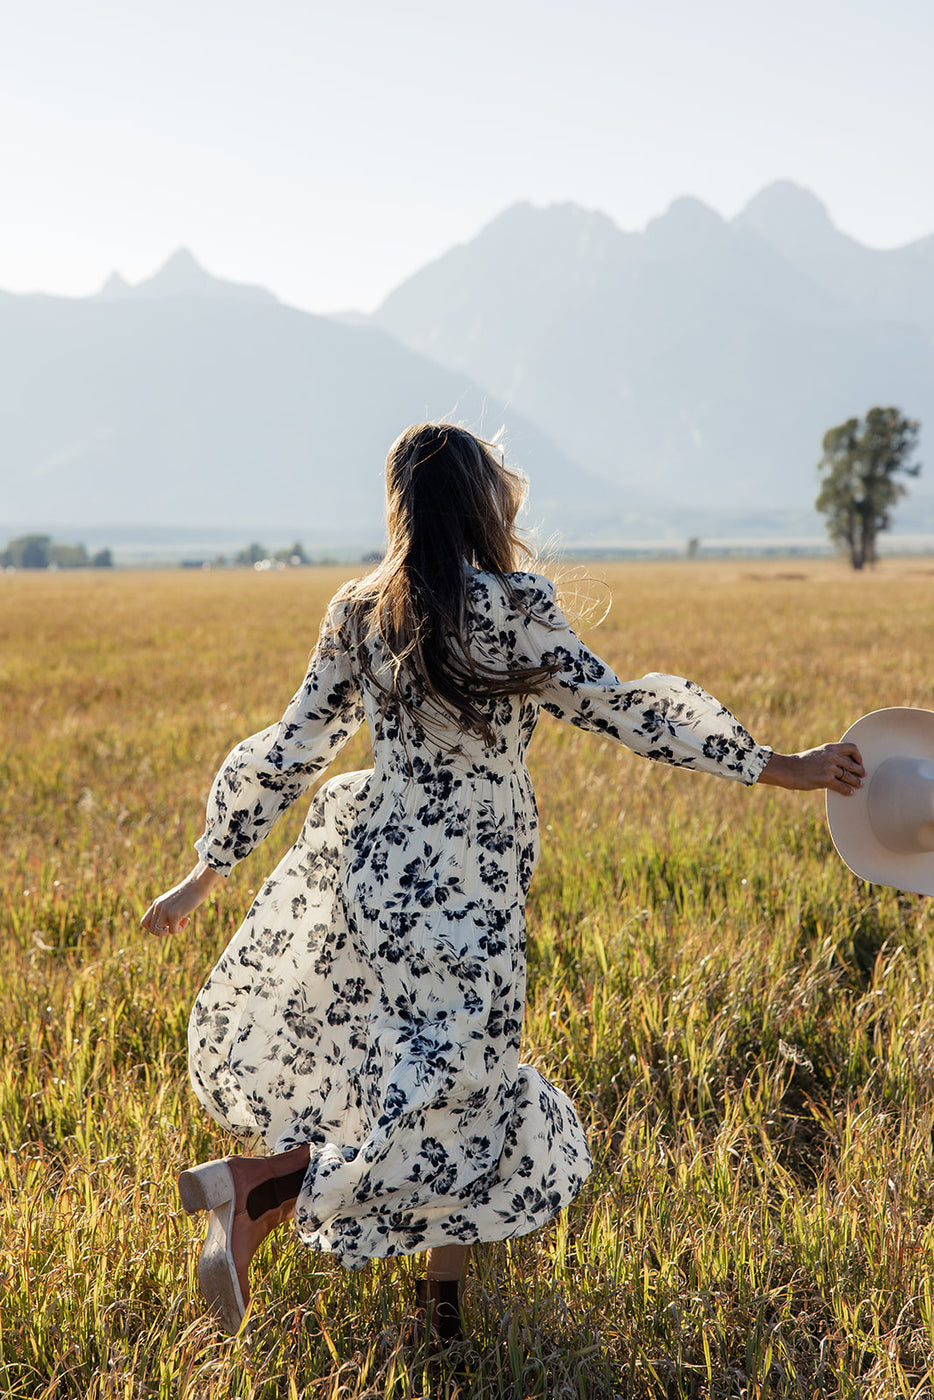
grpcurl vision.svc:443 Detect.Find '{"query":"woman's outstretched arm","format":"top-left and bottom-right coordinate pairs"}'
top-left (503, 575), bottom-right (769, 782)
top-left (141, 592), bottom-right (364, 935)
top-left (504, 574), bottom-right (865, 793)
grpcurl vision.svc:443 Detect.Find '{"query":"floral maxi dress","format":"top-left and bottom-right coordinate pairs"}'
top-left (189, 571), bottom-right (770, 1268)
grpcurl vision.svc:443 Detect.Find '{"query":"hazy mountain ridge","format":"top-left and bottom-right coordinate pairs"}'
top-left (0, 261), bottom-right (613, 543)
top-left (372, 183), bottom-right (933, 523)
top-left (736, 182), bottom-right (934, 338)
top-left (95, 248), bottom-right (280, 305)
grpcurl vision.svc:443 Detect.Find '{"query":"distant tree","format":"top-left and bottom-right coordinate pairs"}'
top-left (48, 542), bottom-right (89, 568)
top-left (91, 548), bottom-right (113, 568)
top-left (816, 407), bottom-right (921, 569)
top-left (273, 541), bottom-right (307, 565)
top-left (235, 542), bottom-right (267, 566)
top-left (1, 534), bottom-right (52, 568)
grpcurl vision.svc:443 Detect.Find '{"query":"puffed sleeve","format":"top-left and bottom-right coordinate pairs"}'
top-left (504, 574), bottom-right (771, 784)
top-left (194, 596), bottom-right (366, 874)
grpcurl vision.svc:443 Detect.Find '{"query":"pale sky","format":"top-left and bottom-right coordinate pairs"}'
top-left (2, 0), bottom-right (932, 313)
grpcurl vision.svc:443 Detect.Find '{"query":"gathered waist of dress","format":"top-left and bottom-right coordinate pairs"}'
top-left (369, 750), bottom-right (523, 785)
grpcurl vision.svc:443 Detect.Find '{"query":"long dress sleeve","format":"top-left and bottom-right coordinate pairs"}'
top-left (506, 574), bottom-right (771, 785)
top-left (195, 597), bottom-right (366, 874)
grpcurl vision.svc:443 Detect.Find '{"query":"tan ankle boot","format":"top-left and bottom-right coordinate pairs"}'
top-left (178, 1146), bottom-right (309, 1333)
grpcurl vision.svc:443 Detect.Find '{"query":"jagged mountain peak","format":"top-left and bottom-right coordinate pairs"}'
top-left (485, 199), bottom-right (614, 231)
top-left (469, 200), bottom-right (624, 262)
top-left (149, 246), bottom-right (206, 285)
top-left (653, 194), bottom-right (725, 229)
top-left (644, 195), bottom-right (728, 253)
top-left (95, 248), bottom-right (278, 305)
top-left (97, 270), bottom-right (133, 300)
top-left (737, 180), bottom-right (836, 244)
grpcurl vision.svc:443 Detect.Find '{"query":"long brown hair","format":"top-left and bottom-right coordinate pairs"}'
top-left (346, 423), bottom-right (557, 745)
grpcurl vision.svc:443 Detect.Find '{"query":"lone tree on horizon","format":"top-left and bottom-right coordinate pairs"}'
top-left (815, 406), bottom-right (921, 569)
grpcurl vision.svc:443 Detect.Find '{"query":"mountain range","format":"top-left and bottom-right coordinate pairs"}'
top-left (1, 181), bottom-right (931, 553)
top-left (373, 182), bottom-right (933, 526)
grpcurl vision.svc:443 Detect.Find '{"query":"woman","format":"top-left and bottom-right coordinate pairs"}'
top-left (143, 423), bottom-right (864, 1339)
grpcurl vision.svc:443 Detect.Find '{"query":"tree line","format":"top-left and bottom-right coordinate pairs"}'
top-left (1, 535), bottom-right (113, 569)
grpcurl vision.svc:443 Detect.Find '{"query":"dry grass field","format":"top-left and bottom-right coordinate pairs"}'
top-left (2, 557), bottom-right (934, 1398)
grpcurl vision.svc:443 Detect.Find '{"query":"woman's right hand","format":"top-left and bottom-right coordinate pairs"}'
top-left (141, 861), bottom-right (223, 936)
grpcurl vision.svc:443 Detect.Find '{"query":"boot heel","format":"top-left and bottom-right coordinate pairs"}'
top-left (178, 1159), bottom-right (234, 1213)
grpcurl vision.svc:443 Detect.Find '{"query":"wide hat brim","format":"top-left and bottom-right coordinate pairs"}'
top-left (827, 707), bottom-right (934, 896)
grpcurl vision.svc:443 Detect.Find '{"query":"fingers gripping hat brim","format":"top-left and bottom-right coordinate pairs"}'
top-left (826, 708), bottom-right (934, 897)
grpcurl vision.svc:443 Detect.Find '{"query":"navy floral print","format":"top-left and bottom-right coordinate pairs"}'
top-left (188, 571), bottom-right (770, 1269)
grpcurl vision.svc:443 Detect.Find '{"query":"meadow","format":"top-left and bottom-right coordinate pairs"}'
top-left (2, 558), bottom-right (934, 1400)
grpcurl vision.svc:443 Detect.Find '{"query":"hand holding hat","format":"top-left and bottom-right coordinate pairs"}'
top-left (759, 743), bottom-right (864, 796)
top-left (827, 708), bottom-right (934, 896)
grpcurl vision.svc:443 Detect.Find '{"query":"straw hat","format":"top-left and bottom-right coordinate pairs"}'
top-left (827, 708), bottom-right (934, 896)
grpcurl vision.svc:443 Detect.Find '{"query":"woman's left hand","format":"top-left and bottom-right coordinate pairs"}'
top-left (141, 861), bottom-right (223, 936)
top-left (758, 742), bottom-right (865, 795)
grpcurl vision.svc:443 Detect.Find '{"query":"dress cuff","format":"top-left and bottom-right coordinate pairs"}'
top-left (194, 833), bottom-right (234, 876)
top-left (743, 744), bottom-right (773, 786)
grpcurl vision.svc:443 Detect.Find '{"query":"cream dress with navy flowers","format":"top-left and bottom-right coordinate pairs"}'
top-left (188, 571), bottom-right (770, 1269)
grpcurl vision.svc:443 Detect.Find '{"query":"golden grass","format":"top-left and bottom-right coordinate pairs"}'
top-left (2, 558), bottom-right (934, 1398)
